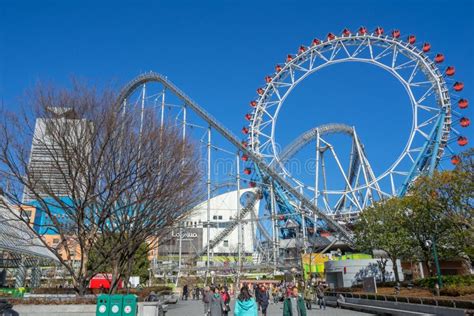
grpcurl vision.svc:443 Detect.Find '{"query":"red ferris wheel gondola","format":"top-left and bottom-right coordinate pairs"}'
top-left (434, 54), bottom-right (445, 63)
top-left (422, 43), bottom-right (431, 52)
top-left (249, 181), bottom-right (256, 188)
top-left (241, 154), bottom-right (249, 162)
top-left (311, 38), bottom-right (321, 46)
top-left (286, 54), bottom-right (293, 62)
top-left (445, 66), bottom-right (455, 76)
top-left (298, 45), bottom-right (307, 54)
top-left (242, 127), bottom-right (249, 134)
top-left (457, 136), bottom-right (468, 146)
top-left (275, 64), bottom-right (282, 73)
top-left (460, 117), bottom-right (470, 127)
top-left (458, 99), bottom-right (468, 109)
top-left (265, 76), bottom-right (272, 83)
top-left (244, 113), bottom-right (252, 121)
top-left (454, 82), bottom-right (464, 92)
top-left (451, 155), bottom-right (461, 165)
top-left (408, 35), bottom-right (416, 44)
top-left (244, 168), bottom-right (252, 175)
top-left (374, 26), bottom-right (384, 36)
top-left (327, 33), bottom-right (336, 40)
top-left (342, 28), bottom-right (351, 37)
top-left (358, 26), bottom-right (367, 35)
top-left (250, 100), bottom-right (257, 107)
top-left (391, 29), bottom-right (401, 38)
top-left (257, 88), bottom-right (264, 95)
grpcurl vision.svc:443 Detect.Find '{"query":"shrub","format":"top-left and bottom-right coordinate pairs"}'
top-left (440, 285), bottom-right (474, 297)
top-left (414, 275), bottom-right (474, 288)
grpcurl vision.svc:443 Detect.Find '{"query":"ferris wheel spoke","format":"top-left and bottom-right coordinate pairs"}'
top-left (394, 58), bottom-right (417, 70)
top-left (417, 104), bottom-right (441, 113)
top-left (416, 128), bottom-right (430, 140)
top-left (339, 41), bottom-right (352, 58)
top-left (418, 114), bottom-right (439, 129)
top-left (416, 85), bottom-right (435, 104)
top-left (391, 45), bottom-right (399, 68)
top-left (374, 43), bottom-right (394, 61)
top-left (329, 43), bottom-right (343, 61)
top-left (350, 38), bottom-right (369, 58)
top-left (367, 38), bottom-right (374, 59)
top-left (410, 80), bottom-right (434, 88)
top-left (407, 61), bottom-right (421, 83)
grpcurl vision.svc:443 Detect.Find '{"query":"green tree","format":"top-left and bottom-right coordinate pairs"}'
top-left (88, 236), bottom-right (150, 289)
top-left (354, 198), bottom-right (414, 282)
top-left (404, 165), bottom-right (474, 274)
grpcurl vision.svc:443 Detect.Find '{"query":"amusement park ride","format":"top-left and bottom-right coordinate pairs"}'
top-left (116, 26), bottom-right (470, 275)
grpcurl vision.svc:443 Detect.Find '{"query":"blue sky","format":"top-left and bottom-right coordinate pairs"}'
top-left (1, 0), bottom-right (473, 188)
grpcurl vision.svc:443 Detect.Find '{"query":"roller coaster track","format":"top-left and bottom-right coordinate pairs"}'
top-left (117, 72), bottom-right (354, 245)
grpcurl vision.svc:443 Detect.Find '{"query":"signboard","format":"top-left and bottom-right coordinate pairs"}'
top-left (158, 228), bottom-right (203, 255)
top-left (362, 276), bottom-right (377, 293)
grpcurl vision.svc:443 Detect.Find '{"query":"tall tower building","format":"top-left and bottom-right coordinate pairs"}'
top-left (22, 107), bottom-right (85, 203)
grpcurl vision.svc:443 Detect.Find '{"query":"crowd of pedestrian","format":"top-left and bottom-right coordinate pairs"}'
top-left (194, 279), bottom-right (327, 316)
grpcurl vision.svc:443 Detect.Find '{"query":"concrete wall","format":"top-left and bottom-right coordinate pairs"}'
top-left (13, 304), bottom-right (96, 316)
top-left (325, 258), bottom-right (404, 288)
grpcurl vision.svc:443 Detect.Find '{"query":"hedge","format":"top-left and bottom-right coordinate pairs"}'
top-left (414, 275), bottom-right (474, 288)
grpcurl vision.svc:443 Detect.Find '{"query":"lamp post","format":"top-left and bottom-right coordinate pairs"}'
top-left (425, 239), bottom-right (442, 288)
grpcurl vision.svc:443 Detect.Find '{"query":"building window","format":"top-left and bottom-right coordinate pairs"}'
top-left (223, 240), bottom-right (229, 247)
top-left (218, 215), bottom-right (222, 220)
top-left (213, 215), bottom-right (217, 220)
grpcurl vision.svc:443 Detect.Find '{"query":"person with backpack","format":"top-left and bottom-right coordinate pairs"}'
top-left (303, 285), bottom-right (313, 310)
top-left (202, 286), bottom-right (211, 316)
top-left (220, 286), bottom-right (231, 316)
top-left (315, 282), bottom-right (326, 310)
top-left (234, 285), bottom-right (258, 316)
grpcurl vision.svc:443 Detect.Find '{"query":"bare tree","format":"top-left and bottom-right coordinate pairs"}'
top-left (0, 81), bottom-right (202, 295)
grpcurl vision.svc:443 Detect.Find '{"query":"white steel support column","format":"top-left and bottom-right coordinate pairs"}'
top-left (300, 187), bottom-right (307, 254)
top-left (270, 183), bottom-right (278, 274)
top-left (160, 88), bottom-right (165, 127)
top-left (206, 127), bottom-right (212, 283)
top-left (314, 131), bottom-right (320, 232)
top-left (236, 152), bottom-right (242, 285)
top-left (176, 105), bottom-right (187, 286)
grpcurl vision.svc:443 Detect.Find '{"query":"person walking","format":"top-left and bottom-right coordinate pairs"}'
top-left (182, 284), bottom-right (189, 301)
top-left (202, 286), bottom-right (211, 316)
top-left (259, 285), bottom-right (270, 316)
top-left (220, 286), bottom-right (231, 316)
top-left (283, 286), bottom-right (307, 316)
top-left (255, 284), bottom-right (262, 311)
top-left (234, 285), bottom-right (258, 316)
top-left (303, 285), bottom-right (313, 310)
top-left (315, 282), bottom-right (326, 310)
top-left (209, 286), bottom-right (224, 316)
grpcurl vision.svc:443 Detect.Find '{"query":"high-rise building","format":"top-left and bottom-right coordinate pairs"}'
top-left (23, 107), bottom-right (87, 203)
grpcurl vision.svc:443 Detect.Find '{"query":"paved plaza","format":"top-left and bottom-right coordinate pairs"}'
top-left (166, 299), bottom-right (373, 316)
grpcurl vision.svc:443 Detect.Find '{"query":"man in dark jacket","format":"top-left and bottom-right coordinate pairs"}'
top-left (283, 286), bottom-right (307, 316)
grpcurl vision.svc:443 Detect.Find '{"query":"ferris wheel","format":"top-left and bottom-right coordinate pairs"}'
top-left (242, 26), bottom-right (470, 219)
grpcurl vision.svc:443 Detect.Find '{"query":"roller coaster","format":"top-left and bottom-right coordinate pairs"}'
top-left (116, 26), bottom-right (470, 275)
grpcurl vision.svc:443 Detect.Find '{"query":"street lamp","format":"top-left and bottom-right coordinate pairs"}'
top-left (406, 209), bottom-right (442, 288)
top-left (425, 239), bottom-right (443, 288)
